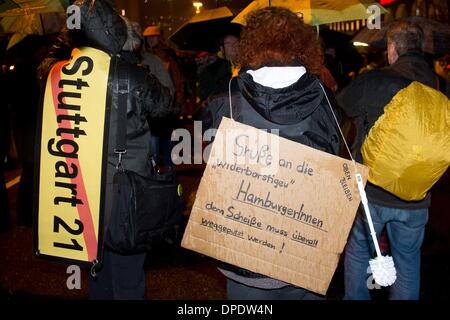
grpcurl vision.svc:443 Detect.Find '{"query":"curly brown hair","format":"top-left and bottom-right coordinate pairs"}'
top-left (237, 6), bottom-right (323, 75)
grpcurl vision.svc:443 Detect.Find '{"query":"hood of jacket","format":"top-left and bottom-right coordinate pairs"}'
top-left (78, 0), bottom-right (127, 55)
top-left (237, 69), bottom-right (326, 125)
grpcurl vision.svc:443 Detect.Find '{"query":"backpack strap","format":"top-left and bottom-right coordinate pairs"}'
top-left (114, 61), bottom-right (129, 168)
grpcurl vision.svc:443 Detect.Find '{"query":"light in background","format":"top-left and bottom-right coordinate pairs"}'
top-left (193, 2), bottom-right (203, 14)
top-left (353, 41), bottom-right (369, 47)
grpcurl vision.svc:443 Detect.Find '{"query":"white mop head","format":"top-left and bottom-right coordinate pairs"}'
top-left (369, 255), bottom-right (397, 287)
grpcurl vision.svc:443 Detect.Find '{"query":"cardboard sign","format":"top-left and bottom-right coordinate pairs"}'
top-left (34, 47), bottom-right (111, 265)
top-left (182, 117), bottom-right (369, 295)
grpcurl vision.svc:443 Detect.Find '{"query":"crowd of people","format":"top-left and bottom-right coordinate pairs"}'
top-left (0, 0), bottom-right (449, 301)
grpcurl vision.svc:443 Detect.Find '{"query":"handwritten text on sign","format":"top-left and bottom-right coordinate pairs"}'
top-left (182, 118), bottom-right (368, 295)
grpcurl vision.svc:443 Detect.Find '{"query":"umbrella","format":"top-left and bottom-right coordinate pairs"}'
top-left (0, 0), bottom-right (69, 16)
top-left (0, 0), bottom-right (69, 49)
top-left (352, 16), bottom-right (450, 55)
top-left (232, 0), bottom-right (387, 26)
top-left (169, 6), bottom-right (241, 52)
top-left (4, 33), bottom-right (52, 65)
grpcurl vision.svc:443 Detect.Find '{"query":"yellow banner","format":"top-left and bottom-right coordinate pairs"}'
top-left (35, 47), bottom-right (111, 264)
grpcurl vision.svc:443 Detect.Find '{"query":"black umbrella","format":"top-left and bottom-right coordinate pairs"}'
top-left (169, 6), bottom-right (241, 53)
top-left (352, 16), bottom-right (450, 55)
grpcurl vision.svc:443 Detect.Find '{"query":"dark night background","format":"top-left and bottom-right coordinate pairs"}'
top-left (114, 0), bottom-right (254, 35)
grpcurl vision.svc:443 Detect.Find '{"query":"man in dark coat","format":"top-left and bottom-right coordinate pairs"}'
top-left (337, 20), bottom-right (438, 300)
top-left (198, 33), bottom-right (239, 103)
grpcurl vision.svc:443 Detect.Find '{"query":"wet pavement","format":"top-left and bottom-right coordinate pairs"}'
top-left (1, 163), bottom-right (449, 301)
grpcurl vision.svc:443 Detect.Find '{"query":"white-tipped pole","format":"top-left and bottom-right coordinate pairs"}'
top-left (355, 173), bottom-right (397, 287)
top-left (318, 79), bottom-right (396, 287)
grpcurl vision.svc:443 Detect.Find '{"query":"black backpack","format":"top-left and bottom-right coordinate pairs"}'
top-left (104, 63), bottom-right (184, 254)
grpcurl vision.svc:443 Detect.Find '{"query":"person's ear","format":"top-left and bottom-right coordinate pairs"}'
top-left (387, 42), bottom-right (398, 65)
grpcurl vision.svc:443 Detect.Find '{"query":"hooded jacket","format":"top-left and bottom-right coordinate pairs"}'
top-left (204, 71), bottom-right (341, 155)
top-left (76, 0), bottom-right (174, 184)
top-left (39, 0), bottom-right (175, 233)
top-left (203, 67), bottom-right (341, 288)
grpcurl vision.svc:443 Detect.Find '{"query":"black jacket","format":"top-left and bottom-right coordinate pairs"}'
top-left (198, 58), bottom-right (233, 102)
top-left (39, 0), bottom-right (175, 230)
top-left (388, 52), bottom-right (438, 89)
top-left (106, 53), bottom-right (174, 179)
top-left (204, 71), bottom-right (341, 154)
top-left (337, 53), bottom-right (438, 209)
top-left (203, 70), bottom-right (341, 279)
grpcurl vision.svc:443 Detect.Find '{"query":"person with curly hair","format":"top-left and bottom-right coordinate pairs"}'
top-left (202, 7), bottom-right (341, 300)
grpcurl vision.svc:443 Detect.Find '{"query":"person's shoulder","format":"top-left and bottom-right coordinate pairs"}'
top-left (142, 51), bottom-right (163, 64)
top-left (204, 58), bottom-right (229, 72)
top-left (155, 47), bottom-right (177, 63)
top-left (206, 89), bottom-right (229, 105)
top-left (198, 61), bottom-right (217, 79)
top-left (352, 67), bottom-right (410, 88)
top-left (119, 60), bottom-right (151, 86)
